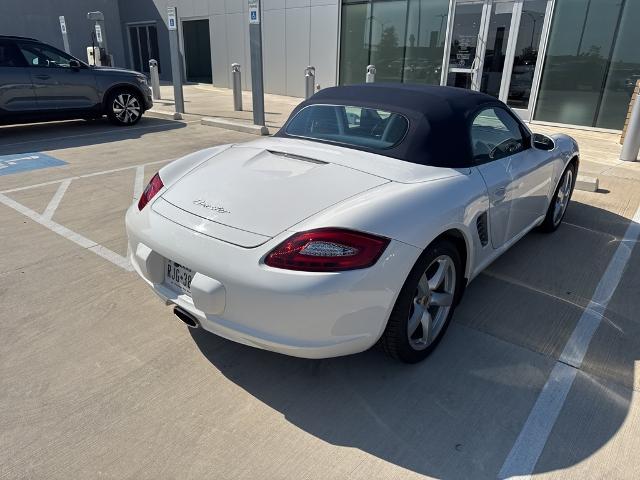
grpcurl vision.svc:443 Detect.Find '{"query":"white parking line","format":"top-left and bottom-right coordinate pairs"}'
top-left (0, 158), bottom-right (172, 194)
top-left (0, 193), bottom-right (133, 271)
top-left (0, 158), bottom-right (177, 273)
top-left (133, 165), bottom-right (145, 201)
top-left (498, 203), bottom-right (640, 479)
top-left (564, 221), bottom-right (620, 242)
top-left (42, 178), bottom-right (72, 220)
top-left (127, 165), bottom-right (146, 259)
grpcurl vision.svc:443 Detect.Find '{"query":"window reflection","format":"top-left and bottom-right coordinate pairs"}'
top-left (338, 0), bottom-right (640, 130)
top-left (339, 2), bottom-right (371, 85)
top-left (369, 0), bottom-right (409, 83)
top-left (507, 0), bottom-right (546, 109)
top-left (403, 0), bottom-right (449, 84)
top-left (339, 0), bottom-right (449, 85)
top-left (534, 0), bottom-right (640, 129)
top-left (596, 0), bottom-right (640, 129)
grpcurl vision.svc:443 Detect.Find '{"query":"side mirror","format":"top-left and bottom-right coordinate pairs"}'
top-left (69, 60), bottom-right (81, 70)
top-left (532, 133), bottom-right (555, 151)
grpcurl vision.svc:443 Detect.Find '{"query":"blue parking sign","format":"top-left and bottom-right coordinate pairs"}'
top-left (249, 1), bottom-right (260, 24)
top-left (0, 152), bottom-right (67, 176)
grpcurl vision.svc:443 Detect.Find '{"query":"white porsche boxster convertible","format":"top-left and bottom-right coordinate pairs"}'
top-left (126, 84), bottom-right (578, 363)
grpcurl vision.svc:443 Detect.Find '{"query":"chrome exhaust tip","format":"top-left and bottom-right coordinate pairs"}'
top-left (173, 306), bottom-right (199, 329)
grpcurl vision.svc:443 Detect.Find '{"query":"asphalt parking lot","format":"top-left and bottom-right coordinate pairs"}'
top-left (1, 116), bottom-right (640, 479)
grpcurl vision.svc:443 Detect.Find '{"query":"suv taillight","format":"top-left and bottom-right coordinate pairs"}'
top-left (264, 228), bottom-right (390, 272)
top-left (137, 173), bottom-right (164, 210)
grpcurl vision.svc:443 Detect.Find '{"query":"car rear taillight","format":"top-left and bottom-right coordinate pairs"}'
top-left (264, 228), bottom-right (390, 272)
top-left (137, 173), bottom-right (164, 211)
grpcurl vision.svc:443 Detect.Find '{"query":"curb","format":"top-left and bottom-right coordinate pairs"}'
top-left (575, 175), bottom-right (599, 192)
top-left (201, 117), bottom-right (269, 136)
top-left (146, 110), bottom-right (183, 120)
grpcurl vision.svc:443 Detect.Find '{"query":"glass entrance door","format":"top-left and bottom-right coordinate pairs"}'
top-left (503, 0), bottom-right (553, 120)
top-left (480, 1), bottom-right (515, 98)
top-left (441, 0), bottom-right (553, 121)
top-left (445, 1), bottom-right (489, 90)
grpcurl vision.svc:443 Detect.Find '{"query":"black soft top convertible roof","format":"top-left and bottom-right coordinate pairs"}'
top-left (275, 83), bottom-right (512, 168)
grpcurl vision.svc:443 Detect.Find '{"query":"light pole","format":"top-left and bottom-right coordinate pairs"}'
top-left (366, 16), bottom-right (386, 45)
top-left (437, 14), bottom-right (447, 47)
top-left (521, 11), bottom-right (538, 50)
top-left (576, 0), bottom-right (592, 55)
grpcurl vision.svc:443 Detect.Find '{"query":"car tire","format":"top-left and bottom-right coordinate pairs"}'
top-left (380, 239), bottom-right (464, 364)
top-left (539, 163), bottom-right (576, 233)
top-left (106, 89), bottom-right (143, 126)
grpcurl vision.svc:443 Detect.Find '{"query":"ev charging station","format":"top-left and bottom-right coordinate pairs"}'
top-left (86, 11), bottom-right (112, 66)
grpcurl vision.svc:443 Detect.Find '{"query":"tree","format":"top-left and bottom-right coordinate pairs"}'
top-left (378, 26), bottom-right (399, 61)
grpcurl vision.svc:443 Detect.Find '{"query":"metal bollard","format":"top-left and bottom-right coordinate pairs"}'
top-left (149, 59), bottom-right (161, 100)
top-left (366, 65), bottom-right (376, 83)
top-left (621, 91), bottom-right (640, 162)
top-left (304, 66), bottom-right (316, 99)
top-left (231, 63), bottom-right (243, 111)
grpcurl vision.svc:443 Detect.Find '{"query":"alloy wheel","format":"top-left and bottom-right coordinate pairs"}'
top-left (112, 93), bottom-right (141, 124)
top-left (553, 169), bottom-right (573, 226)
top-left (407, 255), bottom-right (456, 350)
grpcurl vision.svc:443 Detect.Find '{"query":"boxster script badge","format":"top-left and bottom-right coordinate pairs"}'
top-left (193, 199), bottom-right (230, 214)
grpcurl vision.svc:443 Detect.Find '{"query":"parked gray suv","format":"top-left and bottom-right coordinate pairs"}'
top-left (0, 36), bottom-right (153, 126)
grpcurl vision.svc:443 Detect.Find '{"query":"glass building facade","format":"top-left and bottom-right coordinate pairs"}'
top-left (535, 0), bottom-right (640, 129)
top-left (339, 0), bottom-right (640, 130)
top-left (340, 0), bottom-right (451, 85)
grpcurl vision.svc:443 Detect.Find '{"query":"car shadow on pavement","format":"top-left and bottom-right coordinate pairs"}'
top-left (0, 117), bottom-right (186, 155)
top-left (188, 201), bottom-right (638, 479)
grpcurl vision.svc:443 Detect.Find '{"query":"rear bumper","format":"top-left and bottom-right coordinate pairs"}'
top-left (125, 204), bottom-right (420, 358)
top-left (137, 273), bottom-right (382, 358)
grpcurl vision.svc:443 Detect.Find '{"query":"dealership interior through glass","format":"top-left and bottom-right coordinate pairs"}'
top-left (339, 0), bottom-right (640, 130)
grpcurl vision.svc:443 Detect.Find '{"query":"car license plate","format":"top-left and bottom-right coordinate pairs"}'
top-left (165, 260), bottom-right (194, 296)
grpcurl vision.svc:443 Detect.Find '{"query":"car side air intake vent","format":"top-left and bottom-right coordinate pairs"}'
top-left (476, 212), bottom-right (489, 247)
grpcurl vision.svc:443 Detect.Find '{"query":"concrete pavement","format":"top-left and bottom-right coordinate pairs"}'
top-left (1, 115), bottom-right (640, 479)
top-left (151, 84), bottom-right (300, 129)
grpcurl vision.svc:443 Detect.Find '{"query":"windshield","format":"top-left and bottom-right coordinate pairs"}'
top-left (285, 105), bottom-right (408, 150)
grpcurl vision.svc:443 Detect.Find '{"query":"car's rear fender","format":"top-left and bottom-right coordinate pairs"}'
top-left (290, 169), bottom-right (490, 281)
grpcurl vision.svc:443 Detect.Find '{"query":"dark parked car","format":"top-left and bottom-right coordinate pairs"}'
top-left (0, 36), bottom-right (153, 126)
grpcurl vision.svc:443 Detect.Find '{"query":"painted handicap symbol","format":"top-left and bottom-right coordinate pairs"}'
top-left (0, 153), bottom-right (67, 176)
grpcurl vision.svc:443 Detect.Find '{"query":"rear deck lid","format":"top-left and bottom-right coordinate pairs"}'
top-left (155, 146), bottom-right (389, 246)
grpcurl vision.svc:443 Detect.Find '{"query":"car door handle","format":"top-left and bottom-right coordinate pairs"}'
top-left (34, 74), bottom-right (51, 80)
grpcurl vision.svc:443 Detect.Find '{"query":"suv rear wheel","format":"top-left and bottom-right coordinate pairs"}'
top-left (106, 89), bottom-right (143, 126)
